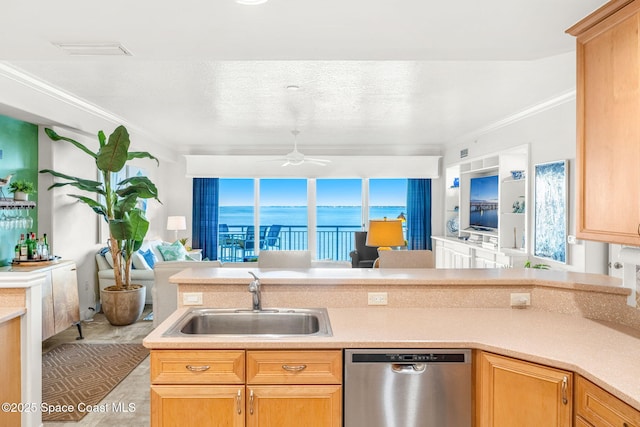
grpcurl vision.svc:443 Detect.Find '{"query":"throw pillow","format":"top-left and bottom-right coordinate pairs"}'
top-left (131, 250), bottom-right (152, 270)
top-left (140, 249), bottom-right (157, 269)
top-left (104, 251), bottom-right (115, 268)
top-left (157, 241), bottom-right (190, 261)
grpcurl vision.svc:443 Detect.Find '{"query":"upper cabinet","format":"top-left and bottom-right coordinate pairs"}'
top-left (567, 0), bottom-right (640, 246)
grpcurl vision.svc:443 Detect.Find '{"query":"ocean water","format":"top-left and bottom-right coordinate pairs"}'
top-left (219, 206), bottom-right (407, 228)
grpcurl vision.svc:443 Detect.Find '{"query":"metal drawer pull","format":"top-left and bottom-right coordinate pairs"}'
top-left (236, 390), bottom-right (242, 415)
top-left (185, 365), bottom-right (210, 372)
top-left (249, 389), bottom-right (254, 415)
top-left (282, 364), bottom-right (307, 372)
top-left (561, 376), bottom-right (568, 405)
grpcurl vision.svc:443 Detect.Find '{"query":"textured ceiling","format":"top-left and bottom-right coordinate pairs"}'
top-left (0, 0), bottom-right (607, 157)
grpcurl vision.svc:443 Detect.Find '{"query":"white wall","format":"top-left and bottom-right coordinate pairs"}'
top-left (442, 99), bottom-right (608, 273)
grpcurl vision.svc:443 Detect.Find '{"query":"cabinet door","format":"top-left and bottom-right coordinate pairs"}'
top-left (575, 375), bottom-right (640, 427)
top-left (477, 351), bottom-right (572, 427)
top-left (572, 2), bottom-right (640, 245)
top-left (246, 385), bottom-right (341, 427)
top-left (151, 385), bottom-right (244, 427)
top-left (41, 271), bottom-right (55, 340)
top-left (0, 317), bottom-right (20, 427)
top-left (51, 263), bottom-right (80, 334)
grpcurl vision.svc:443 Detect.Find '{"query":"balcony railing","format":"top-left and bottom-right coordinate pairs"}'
top-left (218, 225), bottom-right (363, 262)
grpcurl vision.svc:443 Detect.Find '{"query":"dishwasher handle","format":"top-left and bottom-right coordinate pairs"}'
top-left (391, 363), bottom-right (426, 373)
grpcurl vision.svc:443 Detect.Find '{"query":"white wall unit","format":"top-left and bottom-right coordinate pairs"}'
top-left (435, 145), bottom-right (529, 269)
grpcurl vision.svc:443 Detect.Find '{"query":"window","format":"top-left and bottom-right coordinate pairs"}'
top-left (218, 179), bottom-right (254, 262)
top-left (260, 179), bottom-right (308, 251)
top-left (316, 179), bottom-right (362, 260)
top-left (217, 178), bottom-right (411, 262)
top-left (369, 179), bottom-right (408, 238)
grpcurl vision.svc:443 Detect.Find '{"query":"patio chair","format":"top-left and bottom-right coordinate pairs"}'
top-left (242, 226), bottom-right (268, 257)
top-left (263, 224), bottom-right (282, 250)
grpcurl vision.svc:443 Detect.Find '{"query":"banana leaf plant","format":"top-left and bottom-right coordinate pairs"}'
top-left (40, 125), bottom-right (160, 291)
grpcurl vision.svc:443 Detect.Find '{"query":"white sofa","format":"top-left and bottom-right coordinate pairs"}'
top-left (96, 239), bottom-right (200, 306)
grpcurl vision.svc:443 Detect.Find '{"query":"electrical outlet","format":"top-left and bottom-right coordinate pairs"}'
top-left (510, 292), bottom-right (531, 308)
top-left (183, 292), bottom-right (203, 306)
top-left (368, 292), bottom-right (388, 306)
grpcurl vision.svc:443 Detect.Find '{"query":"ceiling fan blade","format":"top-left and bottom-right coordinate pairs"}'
top-left (305, 157), bottom-right (332, 165)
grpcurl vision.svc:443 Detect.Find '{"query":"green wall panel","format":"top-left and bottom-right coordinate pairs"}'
top-left (0, 115), bottom-right (38, 266)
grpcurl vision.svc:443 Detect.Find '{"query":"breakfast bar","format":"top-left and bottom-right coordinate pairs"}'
top-left (144, 267), bottom-right (640, 419)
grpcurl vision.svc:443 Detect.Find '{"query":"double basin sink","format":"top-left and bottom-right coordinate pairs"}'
top-left (163, 307), bottom-right (333, 338)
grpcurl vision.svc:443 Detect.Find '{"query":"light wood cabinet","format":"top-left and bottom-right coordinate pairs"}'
top-left (246, 385), bottom-right (341, 427)
top-left (575, 375), bottom-right (640, 427)
top-left (246, 350), bottom-right (342, 427)
top-left (567, 0), bottom-right (640, 245)
top-left (476, 351), bottom-right (573, 427)
top-left (0, 316), bottom-right (21, 427)
top-left (150, 349), bottom-right (342, 427)
top-left (41, 261), bottom-right (80, 340)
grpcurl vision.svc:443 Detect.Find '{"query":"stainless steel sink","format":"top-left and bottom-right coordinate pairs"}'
top-left (163, 308), bottom-right (333, 337)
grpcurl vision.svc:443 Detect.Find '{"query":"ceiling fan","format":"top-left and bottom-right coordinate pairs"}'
top-left (275, 130), bottom-right (331, 167)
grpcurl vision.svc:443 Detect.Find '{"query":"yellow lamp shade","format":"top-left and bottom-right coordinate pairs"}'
top-left (366, 219), bottom-right (405, 249)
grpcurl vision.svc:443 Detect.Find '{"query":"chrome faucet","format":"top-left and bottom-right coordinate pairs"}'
top-left (248, 272), bottom-right (262, 311)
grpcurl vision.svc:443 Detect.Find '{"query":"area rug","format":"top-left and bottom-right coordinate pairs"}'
top-left (42, 343), bottom-right (149, 422)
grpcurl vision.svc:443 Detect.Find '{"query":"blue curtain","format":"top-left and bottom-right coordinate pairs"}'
top-left (406, 179), bottom-right (432, 250)
top-left (192, 178), bottom-right (219, 260)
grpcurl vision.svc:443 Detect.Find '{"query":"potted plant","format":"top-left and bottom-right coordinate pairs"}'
top-left (9, 179), bottom-right (35, 201)
top-left (40, 125), bottom-right (160, 326)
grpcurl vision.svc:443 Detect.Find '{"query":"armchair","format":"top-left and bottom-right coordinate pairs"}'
top-left (349, 231), bottom-right (379, 268)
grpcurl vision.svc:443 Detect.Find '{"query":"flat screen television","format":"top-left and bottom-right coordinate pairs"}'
top-left (469, 175), bottom-right (499, 231)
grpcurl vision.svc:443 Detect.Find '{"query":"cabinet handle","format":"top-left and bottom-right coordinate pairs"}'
top-left (561, 376), bottom-right (568, 405)
top-left (637, 224), bottom-right (640, 236)
top-left (282, 364), bottom-right (307, 372)
top-left (185, 365), bottom-right (210, 372)
top-left (236, 390), bottom-right (242, 415)
top-left (623, 423), bottom-right (629, 427)
top-left (249, 389), bottom-right (254, 415)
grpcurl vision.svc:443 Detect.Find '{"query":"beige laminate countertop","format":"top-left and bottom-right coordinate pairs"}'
top-left (145, 305), bottom-right (640, 411)
top-left (169, 267), bottom-right (628, 295)
top-left (0, 307), bottom-right (25, 323)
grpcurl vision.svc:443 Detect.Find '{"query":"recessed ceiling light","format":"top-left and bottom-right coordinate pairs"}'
top-left (286, 85), bottom-right (301, 91)
top-left (53, 42), bottom-right (132, 56)
top-left (236, 0), bottom-right (269, 5)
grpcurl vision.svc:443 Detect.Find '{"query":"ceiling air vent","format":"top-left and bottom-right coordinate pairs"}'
top-left (460, 148), bottom-right (469, 158)
top-left (53, 43), bottom-right (132, 56)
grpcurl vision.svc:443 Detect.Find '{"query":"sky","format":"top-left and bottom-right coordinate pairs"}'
top-left (219, 178), bottom-right (407, 206)
top-left (470, 175), bottom-right (499, 202)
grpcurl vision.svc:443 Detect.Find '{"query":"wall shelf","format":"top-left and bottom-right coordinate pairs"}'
top-left (0, 199), bottom-right (36, 210)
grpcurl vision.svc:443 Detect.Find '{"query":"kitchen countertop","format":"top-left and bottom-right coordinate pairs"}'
top-left (145, 305), bottom-right (640, 411)
top-left (0, 307), bottom-right (25, 323)
top-left (169, 267), bottom-right (628, 294)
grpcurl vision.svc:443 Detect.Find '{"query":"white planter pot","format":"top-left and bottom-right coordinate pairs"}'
top-left (13, 191), bottom-right (28, 201)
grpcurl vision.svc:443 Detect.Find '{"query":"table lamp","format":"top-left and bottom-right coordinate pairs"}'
top-left (166, 216), bottom-right (187, 242)
top-left (366, 218), bottom-right (405, 251)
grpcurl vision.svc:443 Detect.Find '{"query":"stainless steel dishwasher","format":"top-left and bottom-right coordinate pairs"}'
top-left (344, 349), bottom-right (472, 427)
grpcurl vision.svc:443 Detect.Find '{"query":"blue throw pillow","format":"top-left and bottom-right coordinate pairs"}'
top-left (140, 249), bottom-right (157, 268)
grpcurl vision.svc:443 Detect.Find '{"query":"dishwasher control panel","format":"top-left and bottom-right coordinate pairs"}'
top-left (351, 352), bottom-right (467, 363)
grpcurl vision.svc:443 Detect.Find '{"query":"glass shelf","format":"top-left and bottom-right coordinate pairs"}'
top-left (0, 198), bottom-right (36, 210)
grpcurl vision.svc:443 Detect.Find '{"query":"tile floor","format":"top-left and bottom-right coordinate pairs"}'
top-left (42, 306), bottom-right (155, 427)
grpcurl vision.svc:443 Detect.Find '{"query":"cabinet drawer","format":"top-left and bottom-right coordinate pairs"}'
top-left (247, 350), bottom-right (342, 385)
top-left (576, 376), bottom-right (640, 427)
top-left (151, 350), bottom-right (244, 385)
